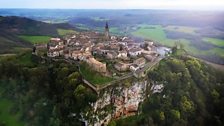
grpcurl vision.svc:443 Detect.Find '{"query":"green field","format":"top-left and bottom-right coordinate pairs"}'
top-left (132, 24), bottom-right (224, 58)
top-left (19, 35), bottom-right (51, 44)
top-left (164, 25), bottom-right (198, 34)
top-left (203, 37), bottom-right (224, 47)
top-left (57, 29), bottom-right (77, 36)
top-left (132, 24), bottom-right (190, 47)
top-left (80, 63), bottom-right (113, 85)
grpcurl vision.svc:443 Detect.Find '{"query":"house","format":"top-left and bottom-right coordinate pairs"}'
top-left (144, 55), bottom-right (155, 62)
top-left (109, 42), bottom-right (120, 51)
top-left (71, 51), bottom-right (82, 60)
top-left (130, 64), bottom-right (139, 72)
top-left (118, 41), bottom-right (127, 46)
top-left (71, 51), bottom-right (91, 61)
top-left (50, 37), bottom-right (61, 42)
top-left (151, 84), bottom-right (164, 93)
top-left (47, 45), bottom-right (64, 57)
top-left (145, 41), bottom-right (154, 46)
top-left (114, 62), bottom-right (129, 72)
top-left (128, 48), bottom-right (142, 57)
top-left (111, 36), bottom-right (117, 40)
top-left (49, 38), bottom-right (62, 46)
top-left (86, 58), bottom-right (107, 73)
top-left (47, 49), bottom-right (61, 57)
top-left (118, 50), bottom-right (128, 58)
top-left (134, 57), bottom-right (146, 67)
top-left (106, 51), bottom-right (118, 59)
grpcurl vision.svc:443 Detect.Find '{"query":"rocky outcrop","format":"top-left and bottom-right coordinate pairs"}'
top-left (87, 80), bottom-right (148, 126)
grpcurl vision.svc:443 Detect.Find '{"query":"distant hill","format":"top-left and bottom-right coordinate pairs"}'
top-left (0, 16), bottom-right (76, 53)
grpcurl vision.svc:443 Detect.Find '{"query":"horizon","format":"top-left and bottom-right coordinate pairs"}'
top-left (1, 0), bottom-right (224, 11)
top-left (0, 8), bottom-right (224, 12)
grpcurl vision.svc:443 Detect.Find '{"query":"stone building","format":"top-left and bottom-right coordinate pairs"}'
top-left (86, 58), bottom-right (107, 73)
top-left (114, 62), bottom-right (129, 72)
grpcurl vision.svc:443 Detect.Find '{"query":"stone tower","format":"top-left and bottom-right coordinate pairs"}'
top-left (105, 22), bottom-right (110, 40)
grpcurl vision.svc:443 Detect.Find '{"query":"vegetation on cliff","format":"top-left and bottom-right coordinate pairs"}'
top-left (114, 53), bottom-right (224, 126)
top-left (0, 51), bottom-right (97, 126)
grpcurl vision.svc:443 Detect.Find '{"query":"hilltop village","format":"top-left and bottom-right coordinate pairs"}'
top-left (34, 22), bottom-right (168, 78)
top-left (33, 22), bottom-right (170, 125)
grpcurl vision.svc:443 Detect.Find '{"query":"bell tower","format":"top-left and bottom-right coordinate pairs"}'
top-left (105, 22), bottom-right (110, 40)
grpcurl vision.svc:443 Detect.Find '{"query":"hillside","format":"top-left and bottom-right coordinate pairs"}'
top-left (0, 16), bottom-right (76, 53)
top-left (0, 52), bottom-right (97, 126)
top-left (114, 55), bottom-right (224, 126)
top-left (0, 51), bottom-right (224, 126)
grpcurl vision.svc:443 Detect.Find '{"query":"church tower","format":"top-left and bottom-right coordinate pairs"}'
top-left (105, 22), bottom-right (110, 40)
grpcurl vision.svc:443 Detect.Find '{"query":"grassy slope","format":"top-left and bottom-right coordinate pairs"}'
top-left (80, 63), bottom-right (113, 85)
top-left (57, 29), bottom-right (77, 36)
top-left (19, 35), bottom-right (51, 44)
top-left (132, 25), bottom-right (177, 46)
top-left (132, 25), bottom-right (194, 52)
top-left (203, 37), bottom-right (224, 47)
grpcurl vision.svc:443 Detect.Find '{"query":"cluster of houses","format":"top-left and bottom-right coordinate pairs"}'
top-left (46, 32), bottom-right (108, 74)
top-left (32, 22), bottom-right (163, 77)
top-left (44, 32), bottom-right (159, 76)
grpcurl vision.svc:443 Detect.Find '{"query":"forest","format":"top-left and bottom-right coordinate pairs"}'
top-left (113, 50), bottom-right (224, 126)
top-left (0, 49), bottom-right (224, 126)
top-left (0, 52), bottom-right (97, 126)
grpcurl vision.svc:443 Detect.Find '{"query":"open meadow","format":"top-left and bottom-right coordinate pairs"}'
top-left (132, 24), bottom-right (224, 64)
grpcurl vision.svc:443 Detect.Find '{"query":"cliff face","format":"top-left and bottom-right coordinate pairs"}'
top-left (84, 79), bottom-right (148, 126)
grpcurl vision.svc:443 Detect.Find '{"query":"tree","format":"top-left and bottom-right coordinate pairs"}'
top-left (170, 109), bottom-right (181, 120)
top-left (108, 120), bottom-right (116, 126)
top-left (180, 96), bottom-right (194, 113)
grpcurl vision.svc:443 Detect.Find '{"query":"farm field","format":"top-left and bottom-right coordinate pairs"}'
top-left (203, 37), bottom-right (224, 47)
top-left (57, 28), bottom-right (77, 36)
top-left (163, 25), bottom-right (198, 34)
top-left (132, 25), bottom-right (176, 46)
top-left (19, 35), bottom-right (51, 44)
top-left (132, 24), bottom-right (224, 62)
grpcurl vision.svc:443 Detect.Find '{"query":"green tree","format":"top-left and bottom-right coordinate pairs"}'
top-left (180, 96), bottom-right (194, 113)
top-left (170, 109), bottom-right (181, 120)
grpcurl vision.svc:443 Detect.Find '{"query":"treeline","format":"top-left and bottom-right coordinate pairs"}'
top-left (114, 56), bottom-right (224, 126)
top-left (0, 53), bottom-right (97, 126)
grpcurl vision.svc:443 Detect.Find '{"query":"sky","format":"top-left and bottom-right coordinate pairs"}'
top-left (0, 0), bottom-right (224, 10)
